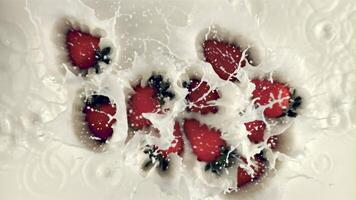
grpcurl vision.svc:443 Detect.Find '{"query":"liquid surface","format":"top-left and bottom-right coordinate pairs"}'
top-left (0, 0), bottom-right (355, 200)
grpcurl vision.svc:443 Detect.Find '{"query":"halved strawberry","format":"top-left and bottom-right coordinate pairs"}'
top-left (184, 119), bottom-right (236, 174)
top-left (203, 39), bottom-right (248, 81)
top-left (244, 120), bottom-right (279, 149)
top-left (127, 86), bottom-right (160, 129)
top-left (144, 122), bottom-right (184, 171)
top-left (237, 157), bottom-right (266, 188)
top-left (184, 119), bottom-right (225, 162)
top-left (127, 75), bottom-right (174, 129)
top-left (66, 29), bottom-right (110, 72)
top-left (83, 95), bottom-right (117, 143)
top-left (185, 79), bottom-right (220, 115)
top-left (244, 120), bottom-right (266, 144)
top-left (252, 79), bottom-right (302, 118)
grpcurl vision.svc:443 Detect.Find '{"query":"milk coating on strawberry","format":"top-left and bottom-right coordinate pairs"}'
top-left (83, 95), bottom-right (117, 143)
top-left (203, 39), bottom-right (248, 81)
top-left (185, 79), bottom-right (220, 115)
top-left (158, 122), bottom-right (184, 158)
top-left (251, 79), bottom-right (300, 118)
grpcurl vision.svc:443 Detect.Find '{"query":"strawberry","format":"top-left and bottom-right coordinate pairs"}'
top-left (244, 120), bottom-right (266, 144)
top-left (185, 79), bottom-right (220, 115)
top-left (127, 75), bottom-right (174, 129)
top-left (244, 120), bottom-right (279, 149)
top-left (184, 119), bottom-right (236, 174)
top-left (127, 86), bottom-right (160, 129)
top-left (83, 95), bottom-right (117, 143)
top-left (267, 136), bottom-right (279, 149)
top-left (237, 157), bottom-right (266, 188)
top-left (144, 122), bottom-right (184, 171)
top-left (251, 79), bottom-right (302, 118)
top-left (203, 39), bottom-right (248, 81)
top-left (66, 29), bottom-right (111, 72)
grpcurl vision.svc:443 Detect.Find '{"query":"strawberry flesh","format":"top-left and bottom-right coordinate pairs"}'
top-left (184, 119), bottom-right (226, 162)
top-left (267, 136), bottom-right (279, 149)
top-left (83, 95), bottom-right (117, 142)
top-left (127, 86), bottom-right (161, 129)
top-left (245, 120), bottom-right (279, 148)
top-left (252, 79), bottom-right (291, 118)
top-left (203, 39), bottom-right (247, 81)
top-left (186, 79), bottom-right (220, 114)
top-left (66, 29), bottom-right (100, 69)
top-left (237, 157), bottom-right (266, 187)
top-left (244, 120), bottom-right (266, 144)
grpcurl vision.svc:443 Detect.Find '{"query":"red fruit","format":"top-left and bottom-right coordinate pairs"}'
top-left (184, 119), bottom-right (226, 162)
top-left (66, 29), bottom-right (100, 69)
top-left (186, 79), bottom-right (220, 115)
top-left (237, 157), bottom-right (266, 187)
top-left (158, 122), bottom-right (184, 158)
top-left (267, 136), bottom-right (279, 149)
top-left (83, 96), bottom-right (117, 142)
top-left (203, 39), bottom-right (248, 81)
top-left (244, 120), bottom-right (279, 149)
top-left (244, 120), bottom-right (266, 144)
top-left (127, 86), bottom-right (161, 129)
top-left (252, 79), bottom-right (291, 118)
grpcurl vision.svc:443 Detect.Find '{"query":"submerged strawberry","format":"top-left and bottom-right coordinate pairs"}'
top-left (185, 79), bottom-right (220, 115)
top-left (127, 75), bottom-right (174, 129)
top-left (244, 120), bottom-right (279, 149)
top-left (244, 120), bottom-right (266, 144)
top-left (66, 29), bottom-right (111, 72)
top-left (203, 39), bottom-right (248, 81)
top-left (127, 86), bottom-right (160, 129)
top-left (237, 157), bottom-right (266, 188)
top-left (144, 122), bottom-right (184, 171)
top-left (252, 79), bottom-right (302, 118)
top-left (83, 95), bottom-right (117, 143)
top-left (184, 119), bottom-right (236, 174)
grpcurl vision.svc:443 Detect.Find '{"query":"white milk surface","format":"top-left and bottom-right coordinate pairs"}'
top-left (0, 0), bottom-right (355, 200)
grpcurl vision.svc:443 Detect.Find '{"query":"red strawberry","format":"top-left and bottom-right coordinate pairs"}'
top-left (127, 86), bottom-right (161, 129)
top-left (144, 122), bottom-right (184, 171)
top-left (244, 120), bottom-right (266, 144)
top-left (252, 79), bottom-right (294, 118)
top-left (83, 95), bottom-right (117, 142)
top-left (244, 120), bottom-right (279, 149)
top-left (66, 29), bottom-right (110, 71)
top-left (267, 136), bottom-right (279, 149)
top-left (127, 75), bottom-right (175, 130)
top-left (183, 119), bottom-right (226, 162)
top-left (203, 39), bottom-right (248, 81)
top-left (237, 157), bottom-right (266, 187)
top-left (186, 79), bottom-right (220, 115)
